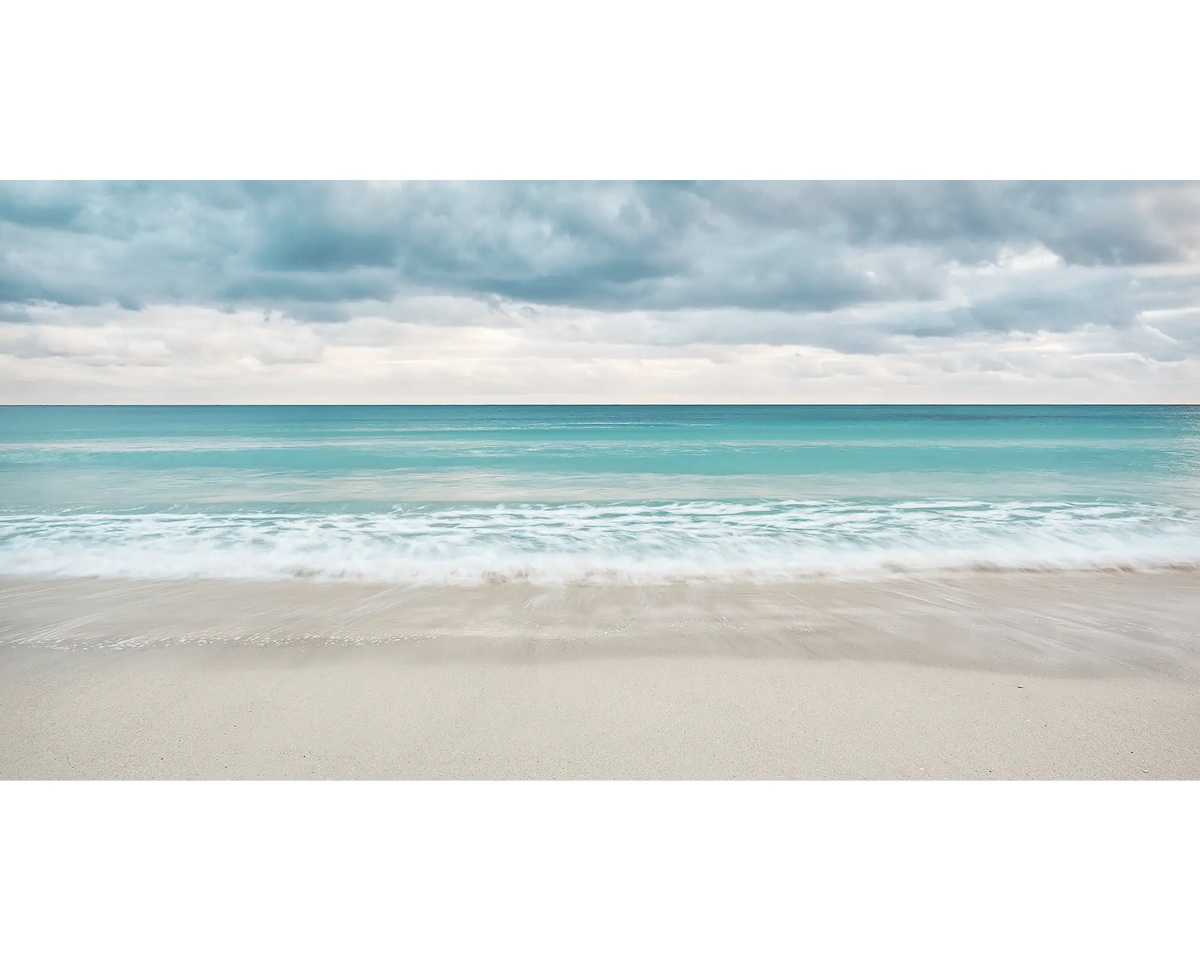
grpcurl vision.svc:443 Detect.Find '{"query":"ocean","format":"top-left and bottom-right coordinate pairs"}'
top-left (2, 404), bottom-right (1200, 585)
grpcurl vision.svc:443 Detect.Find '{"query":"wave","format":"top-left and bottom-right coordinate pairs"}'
top-left (3, 499), bottom-right (1200, 585)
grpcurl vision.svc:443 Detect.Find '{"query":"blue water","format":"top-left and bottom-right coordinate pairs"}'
top-left (2, 405), bottom-right (1200, 583)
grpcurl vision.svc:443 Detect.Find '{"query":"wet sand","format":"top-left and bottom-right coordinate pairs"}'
top-left (2, 573), bottom-right (1199, 778)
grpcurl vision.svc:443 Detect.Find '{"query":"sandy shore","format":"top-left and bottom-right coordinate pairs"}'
top-left (3, 573), bottom-right (1199, 778)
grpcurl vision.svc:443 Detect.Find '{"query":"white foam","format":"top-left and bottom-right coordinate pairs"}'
top-left (3, 499), bottom-right (1200, 585)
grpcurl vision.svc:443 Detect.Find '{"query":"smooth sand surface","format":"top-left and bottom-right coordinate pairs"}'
top-left (3, 574), bottom-right (1199, 779)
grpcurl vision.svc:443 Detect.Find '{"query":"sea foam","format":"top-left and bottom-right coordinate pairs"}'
top-left (4, 499), bottom-right (1200, 585)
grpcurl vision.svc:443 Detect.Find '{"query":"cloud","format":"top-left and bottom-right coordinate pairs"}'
top-left (2, 298), bottom-right (1196, 405)
top-left (1, 181), bottom-right (1198, 402)
top-left (4, 181), bottom-right (1199, 314)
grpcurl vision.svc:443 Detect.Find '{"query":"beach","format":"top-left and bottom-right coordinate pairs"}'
top-left (3, 572), bottom-right (1198, 779)
top-left (4, 404), bottom-right (1200, 779)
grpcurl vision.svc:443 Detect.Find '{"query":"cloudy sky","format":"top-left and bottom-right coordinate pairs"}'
top-left (2, 180), bottom-right (1198, 403)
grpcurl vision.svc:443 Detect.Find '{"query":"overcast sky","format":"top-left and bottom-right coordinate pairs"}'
top-left (2, 180), bottom-right (1198, 403)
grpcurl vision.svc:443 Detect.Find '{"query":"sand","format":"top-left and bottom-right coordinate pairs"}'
top-left (2, 573), bottom-right (1199, 779)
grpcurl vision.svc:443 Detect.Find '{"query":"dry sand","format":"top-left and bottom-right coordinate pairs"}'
top-left (2, 573), bottom-right (1199, 779)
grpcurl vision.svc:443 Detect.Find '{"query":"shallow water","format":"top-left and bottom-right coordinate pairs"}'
top-left (3, 404), bottom-right (1200, 584)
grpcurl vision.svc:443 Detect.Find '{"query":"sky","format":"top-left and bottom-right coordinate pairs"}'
top-left (2, 180), bottom-right (1199, 404)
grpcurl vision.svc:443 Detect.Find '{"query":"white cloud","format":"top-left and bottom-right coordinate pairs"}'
top-left (3, 300), bottom-right (1197, 403)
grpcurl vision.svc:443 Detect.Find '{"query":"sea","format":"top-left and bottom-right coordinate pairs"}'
top-left (2, 404), bottom-right (1200, 586)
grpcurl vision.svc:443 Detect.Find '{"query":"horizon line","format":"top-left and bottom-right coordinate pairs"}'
top-left (4, 401), bottom-right (1197, 408)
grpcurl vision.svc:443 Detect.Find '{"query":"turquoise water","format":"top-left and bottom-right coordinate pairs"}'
top-left (3, 405), bottom-right (1200, 583)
